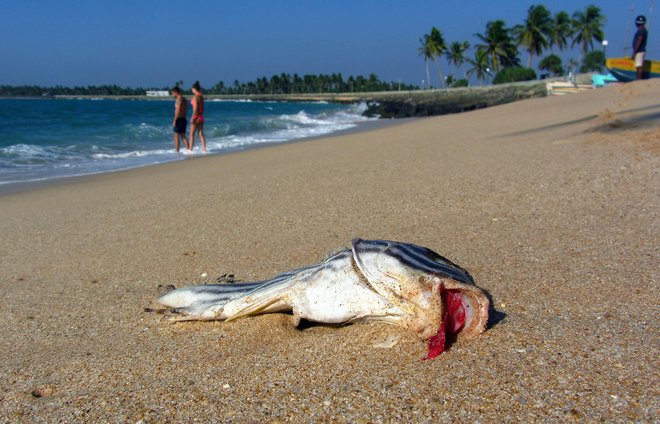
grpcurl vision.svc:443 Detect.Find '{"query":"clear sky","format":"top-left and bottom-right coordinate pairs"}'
top-left (1, 0), bottom-right (657, 88)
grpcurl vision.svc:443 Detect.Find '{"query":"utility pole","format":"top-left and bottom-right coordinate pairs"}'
top-left (649, 0), bottom-right (655, 31)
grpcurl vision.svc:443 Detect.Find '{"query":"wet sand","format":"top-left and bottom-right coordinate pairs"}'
top-left (1, 80), bottom-right (658, 421)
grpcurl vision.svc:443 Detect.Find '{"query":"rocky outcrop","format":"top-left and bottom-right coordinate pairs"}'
top-left (362, 81), bottom-right (548, 118)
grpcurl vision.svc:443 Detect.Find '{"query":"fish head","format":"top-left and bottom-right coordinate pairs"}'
top-left (351, 239), bottom-right (489, 357)
top-left (351, 239), bottom-right (475, 286)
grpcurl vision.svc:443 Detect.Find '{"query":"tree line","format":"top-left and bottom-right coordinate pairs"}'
top-left (419, 4), bottom-right (607, 87)
top-left (2, 4), bottom-right (610, 96)
top-left (0, 84), bottom-right (150, 97)
top-left (0, 73), bottom-right (417, 98)
top-left (210, 73), bottom-right (417, 95)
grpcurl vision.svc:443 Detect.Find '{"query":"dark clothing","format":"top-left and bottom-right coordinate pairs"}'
top-left (173, 117), bottom-right (187, 134)
top-left (633, 27), bottom-right (648, 53)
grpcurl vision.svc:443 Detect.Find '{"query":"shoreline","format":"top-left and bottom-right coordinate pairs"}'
top-left (1, 80), bottom-right (658, 421)
top-left (4, 73), bottom-right (601, 103)
top-left (3, 79), bottom-right (551, 113)
top-left (0, 116), bottom-right (414, 197)
top-left (1, 81), bottom-right (555, 194)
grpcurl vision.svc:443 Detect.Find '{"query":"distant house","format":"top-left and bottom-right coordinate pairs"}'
top-left (146, 90), bottom-right (169, 97)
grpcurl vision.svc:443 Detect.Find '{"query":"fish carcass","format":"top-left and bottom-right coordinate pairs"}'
top-left (153, 239), bottom-right (490, 358)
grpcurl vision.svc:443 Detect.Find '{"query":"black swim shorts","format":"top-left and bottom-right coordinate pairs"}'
top-left (173, 117), bottom-right (187, 134)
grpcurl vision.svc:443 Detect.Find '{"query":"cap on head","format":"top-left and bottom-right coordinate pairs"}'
top-left (636, 15), bottom-right (646, 25)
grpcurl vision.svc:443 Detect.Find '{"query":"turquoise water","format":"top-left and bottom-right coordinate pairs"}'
top-left (0, 98), bottom-right (371, 185)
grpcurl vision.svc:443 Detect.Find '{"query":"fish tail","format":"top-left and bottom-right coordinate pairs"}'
top-left (155, 282), bottom-right (266, 320)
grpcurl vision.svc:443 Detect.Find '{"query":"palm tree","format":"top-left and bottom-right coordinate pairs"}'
top-left (549, 11), bottom-right (572, 51)
top-left (539, 54), bottom-right (564, 76)
top-left (467, 48), bottom-right (492, 85)
top-left (418, 33), bottom-right (434, 89)
top-left (513, 4), bottom-right (552, 68)
top-left (428, 27), bottom-right (447, 87)
top-left (571, 5), bottom-right (605, 59)
top-left (419, 27), bottom-right (447, 88)
top-left (446, 41), bottom-right (470, 80)
top-left (475, 20), bottom-right (519, 72)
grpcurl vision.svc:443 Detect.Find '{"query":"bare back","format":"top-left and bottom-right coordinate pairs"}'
top-left (174, 96), bottom-right (188, 119)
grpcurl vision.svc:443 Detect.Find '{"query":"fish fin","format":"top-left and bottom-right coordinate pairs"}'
top-left (227, 249), bottom-right (358, 320)
top-left (157, 284), bottom-right (177, 297)
top-left (352, 238), bottom-right (474, 285)
top-left (145, 305), bottom-right (217, 321)
top-left (223, 277), bottom-right (297, 320)
top-left (165, 304), bottom-right (225, 321)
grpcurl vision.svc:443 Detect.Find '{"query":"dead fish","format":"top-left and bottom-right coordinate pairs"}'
top-left (152, 239), bottom-right (489, 358)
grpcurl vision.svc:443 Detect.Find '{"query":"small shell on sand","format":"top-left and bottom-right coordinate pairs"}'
top-left (31, 385), bottom-right (56, 398)
top-left (373, 335), bottom-right (400, 349)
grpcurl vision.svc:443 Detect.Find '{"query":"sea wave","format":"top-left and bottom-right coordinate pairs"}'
top-left (209, 98), bottom-right (253, 102)
top-left (92, 149), bottom-right (173, 160)
top-left (126, 122), bottom-right (168, 138)
top-left (1, 143), bottom-right (75, 165)
top-left (208, 102), bottom-right (371, 144)
top-left (0, 99), bottom-right (373, 186)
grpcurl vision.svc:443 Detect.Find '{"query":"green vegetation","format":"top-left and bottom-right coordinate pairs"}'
top-left (548, 11), bottom-right (572, 52)
top-left (580, 51), bottom-right (605, 73)
top-left (466, 48), bottom-right (493, 85)
top-left (492, 67), bottom-right (537, 84)
top-left (420, 4), bottom-right (608, 86)
top-left (444, 75), bottom-right (467, 87)
top-left (513, 5), bottom-right (553, 68)
top-left (539, 54), bottom-right (565, 76)
top-left (418, 27), bottom-right (447, 88)
top-left (0, 73), bottom-right (417, 98)
top-left (215, 73), bottom-right (416, 95)
top-left (0, 85), bottom-right (148, 97)
top-left (474, 20), bottom-right (520, 73)
top-left (2, 4), bottom-right (610, 97)
top-left (571, 5), bottom-right (606, 59)
top-left (446, 41), bottom-right (471, 82)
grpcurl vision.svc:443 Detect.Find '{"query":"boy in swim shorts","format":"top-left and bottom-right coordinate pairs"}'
top-left (171, 86), bottom-right (190, 152)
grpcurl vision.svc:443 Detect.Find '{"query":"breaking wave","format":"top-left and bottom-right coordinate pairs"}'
top-left (0, 99), bottom-right (374, 185)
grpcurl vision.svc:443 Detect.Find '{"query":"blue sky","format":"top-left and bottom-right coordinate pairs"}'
top-left (1, 0), bottom-right (657, 88)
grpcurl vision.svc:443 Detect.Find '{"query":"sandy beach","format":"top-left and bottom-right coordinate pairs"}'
top-left (1, 80), bottom-right (658, 421)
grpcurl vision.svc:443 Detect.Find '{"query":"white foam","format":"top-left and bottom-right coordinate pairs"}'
top-left (201, 102), bottom-right (375, 154)
top-left (92, 149), bottom-right (172, 159)
top-left (209, 98), bottom-right (253, 102)
top-left (0, 100), bottom-right (376, 186)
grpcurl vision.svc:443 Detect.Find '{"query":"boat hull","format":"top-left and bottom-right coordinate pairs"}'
top-left (606, 57), bottom-right (660, 82)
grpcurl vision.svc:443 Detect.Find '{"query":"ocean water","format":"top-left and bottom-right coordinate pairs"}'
top-left (0, 98), bottom-right (373, 185)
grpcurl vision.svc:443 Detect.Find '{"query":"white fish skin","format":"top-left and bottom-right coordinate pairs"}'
top-left (154, 239), bottom-right (490, 355)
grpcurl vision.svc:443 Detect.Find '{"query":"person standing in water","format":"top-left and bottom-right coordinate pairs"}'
top-left (632, 15), bottom-right (648, 80)
top-left (190, 81), bottom-right (207, 153)
top-left (171, 86), bottom-right (190, 152)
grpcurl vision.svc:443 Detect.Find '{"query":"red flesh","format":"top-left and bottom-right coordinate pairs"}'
top-left (425, 288), bottom-right (466, 359)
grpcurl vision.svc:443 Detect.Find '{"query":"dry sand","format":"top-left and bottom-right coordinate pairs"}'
top-left (1, 80), bottom-right (658, 422)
